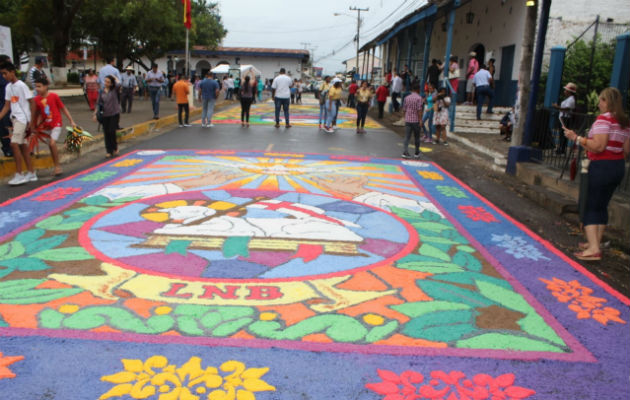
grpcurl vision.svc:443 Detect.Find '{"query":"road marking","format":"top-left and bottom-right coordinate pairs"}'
top-left (265, 143), bottom-right (274, 152)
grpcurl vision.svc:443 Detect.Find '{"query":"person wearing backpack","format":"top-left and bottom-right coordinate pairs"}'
top-left (93, 75), bottom-right (121, 158)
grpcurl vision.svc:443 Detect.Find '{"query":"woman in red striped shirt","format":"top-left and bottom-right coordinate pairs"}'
top-left (563, 87), bottom-right (630, 261)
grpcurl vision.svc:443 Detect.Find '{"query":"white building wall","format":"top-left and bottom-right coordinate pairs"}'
top-left (428, 0), bottom-right (527, 81)
top-left (549, 0), bottom-right (630, 23)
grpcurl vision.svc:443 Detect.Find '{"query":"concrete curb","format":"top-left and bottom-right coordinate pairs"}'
top-left (448, 131), bottom-right (507, 167)
top-left (0, 105), bottom-right (207, 180)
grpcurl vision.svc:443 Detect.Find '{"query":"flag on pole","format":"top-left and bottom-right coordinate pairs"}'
top-left (182, 0), bottom-right (192, 30)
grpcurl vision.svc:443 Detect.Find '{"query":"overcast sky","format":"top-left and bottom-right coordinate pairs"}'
top-left (216, 0), bottom-right (427, 74)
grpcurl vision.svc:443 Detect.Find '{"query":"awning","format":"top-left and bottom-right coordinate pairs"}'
top-left (210, 64), bottom-right (262, 75)
top-left (375, 4), bottom-right (438, 47)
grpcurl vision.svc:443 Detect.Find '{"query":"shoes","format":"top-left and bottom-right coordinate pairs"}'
top-left (8, 172), bottom-right (27, 186)
top-left (286, 124), bottom-right (292, 128)
top-left (54, 167), bottom-right (63, 176)
top-left (319, 124), bottom-right (322, 130)
top-left (414, 152), bottom-right (421, 159)
top-left (442, 141), bottom-right (449, 146)
top-left (208, 123), bottom-right (214, 128)
top-left (274, 123), bottom-right (280, 128)
top-left (25, 171), bottom-right (38, 182)
top-left (324, 126), bottom-right (334, 133)
top-left (574, 251), bottom-right (601, 261)
top-left (401, 153), bottom-right (411, 159)
top-left (179, 124), bottom-right (184, 128)
top-left (184, 124), bottom-right (192, 127)
top-left (201, 124), bottom-right (207, 128)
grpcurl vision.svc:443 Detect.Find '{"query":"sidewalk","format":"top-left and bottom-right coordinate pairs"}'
top-left (0, 92), bottom-right (238, 180)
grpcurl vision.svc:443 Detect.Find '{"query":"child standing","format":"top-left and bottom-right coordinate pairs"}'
top-left (32, 77), bottom-right (77, 175)
top-left (0, 62), bottom-right (37, 186)
top-left (433, 87), bottom-right (451, 145)
top-left (422, 83), bottom-right (437, 143)
top-left (375, 83), bottom-right (389, 119)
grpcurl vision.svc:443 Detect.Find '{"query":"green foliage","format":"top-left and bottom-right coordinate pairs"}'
top-left (0, 279), bottom-right (83, 304)
top-left (66, 72), bottom-right (80, 84)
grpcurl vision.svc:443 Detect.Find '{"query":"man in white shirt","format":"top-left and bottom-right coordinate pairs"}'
top-left (146, 63), bottom-right (165, 119)
top-left (120, 66), bottom-right (138, 113)
top-left (472, 64), bottom-right (494, 120)
top-left (0, 62), bottom-right (37, 185)
top-left (391, 71), bottom-right (403, 112)
top-left (98, 58), bottom-right (121, 89)
top-left (553, 82), bottom-right (577, 154)
top-left (271, 68), bottom-right (293, 128)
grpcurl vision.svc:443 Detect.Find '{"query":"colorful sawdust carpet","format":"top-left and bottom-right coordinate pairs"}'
top-left (209, 100), bottom-right (382, 129)
top-left (0, 150), bottom-right (628, 399)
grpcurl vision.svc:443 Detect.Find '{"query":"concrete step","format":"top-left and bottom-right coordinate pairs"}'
top-left (456, 104), bottom-right (512, 113)
top-left (454, 126), bottom-right (501, 135)
top-left (454, 119), bottom-right (501, 129)
top-left (456, 112), bottom-right (504, 121)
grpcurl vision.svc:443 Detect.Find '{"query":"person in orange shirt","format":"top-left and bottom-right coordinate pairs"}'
top-left (172, 75), bottom-right (191, 127)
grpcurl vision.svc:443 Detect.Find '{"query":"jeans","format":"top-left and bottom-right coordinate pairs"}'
top-left (202, 98), bottom-right (216, 125)
top-left (148, 87), bottom-right (161, 117)
top-left (274, 97), bottom-right (290, 125)
top-left (422, 109), bottom-right (434, 139)
top-left (392, 92), bottom-right (400, 111)
top-left (177, 103), bottom-right (189, 125)
top-left (319, 102), bottom-right (328, 125)
top-left (325, 99), bottom-right (337, 127)
top-left (120, 87), bottom-right (134, 113)
top-left (583, 159), bottom-right (625, 225)
top-left (356, 102), bottom-right (369, 127)
top-left (475, 85), bottom-right (493, 119)
top-left (404, 122), bottom-right (421, 155)
top-left (241, 97), bottom-right (253, 122)
top-left (347, 93), bottom-right (356, 108)
top-left (102, 114), bottom-right (119, 155)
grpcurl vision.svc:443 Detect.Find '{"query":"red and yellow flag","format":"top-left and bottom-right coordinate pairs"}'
top-left (182, 0), bottom-right (192, 29)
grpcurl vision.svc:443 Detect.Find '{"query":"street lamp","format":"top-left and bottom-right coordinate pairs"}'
top-left (334, 7), bottom-right (368, 79)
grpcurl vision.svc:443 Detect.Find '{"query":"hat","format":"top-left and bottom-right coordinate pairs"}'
top-left (563, 82), bottom-right (577, 93)
top-left (469, 51), bottom-right (477, 57)
top-left (125, 66), bottom-right (134, 71)
top-left (331, 77), bottom-right (342, 85)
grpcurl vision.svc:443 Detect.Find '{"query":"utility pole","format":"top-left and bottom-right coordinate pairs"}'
top-left (350, 6), bottom-right (369, 79)
top-left (300, 42), bottom-right (311, 50)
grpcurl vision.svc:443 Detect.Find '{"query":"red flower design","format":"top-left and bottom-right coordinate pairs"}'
top-left (366, 369), bottom-right (536, 400)
top-left (331, 155), bottom-right (370, 161)
top-left (32, 187), bottom-right (82, 202)
top-left (458, 205), bottom-right (498, 223)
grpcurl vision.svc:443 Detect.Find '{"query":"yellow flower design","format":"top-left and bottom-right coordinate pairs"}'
top-left (113, 158), bottom-right (144, 167)
top-left (99, 356), bottom-right (275, 400)
top-left (417, 171), bottom-right (444, 181)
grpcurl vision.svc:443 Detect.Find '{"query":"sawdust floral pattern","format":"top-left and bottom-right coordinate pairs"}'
top-left (540, 277), bottom-right (626, 325)
top-left (32, 187), bottom-right (82, 202)
top-left (113, 158), bottom-right (144, 167)
top-left (99, 356), bottom-right (275, 400)
top-left (490, 234), bottom-right (549, 261)
top-left (0, 351), bottom-right (24, 380)
top-left (458, 205), bottom-right (498, 223)
top-left (366, 369), bottom-right (536, 400)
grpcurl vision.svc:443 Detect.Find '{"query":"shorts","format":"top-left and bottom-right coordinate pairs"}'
top-left (42, 127), bottom-right (63, 142)
top-left (466, 79), bottom-right (475, 93)
top-left (10, 118), bottom-right (27, 145)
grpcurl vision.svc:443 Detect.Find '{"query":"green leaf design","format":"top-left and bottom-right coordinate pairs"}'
top-left (31, 247), bottom-right (94, 262)
top-left (46, 222), bottom-right (86, 231)
top-left (392, 300), bottom-right (470, 318)
top-left (397, 262), bottom-right (464, 274)
top-left (456, 332), bottom-right (565, 353)
top-left (403, 309), bottom-right (477, 341)
top-left (475, 280), bottom-right (532, 313)
top-left (25, 235), bottom-right (68, 255)
top-left (0, 257), bottom-right (50, 271)
top-left (0, 266), bottom-right (16, 279)
top-left (15, 229), bottom-right (46, 245)
top-left (416, 280), bottom-right (495, 307)
top-left (0, 241), bottom-right (25, 261)
top-left (418, 235), bottom-right (460, 245)
top-left (518, 313), bottom-right (566, 346)
top-left (452, 251), bottom-right (482, 272)
top-left (35, 215), bottom-right (64, 229)
top-left (412, 222), bottom-right (453, 233)
top-left (418, 244), bottom-right (451, 262)
top-left (0, 279), bottom-right (83, 304)
top-left (456, 245), bottom-right (476, 253)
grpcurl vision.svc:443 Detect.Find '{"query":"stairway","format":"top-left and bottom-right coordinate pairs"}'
top-left (453, 104), bottom-right (512, 135)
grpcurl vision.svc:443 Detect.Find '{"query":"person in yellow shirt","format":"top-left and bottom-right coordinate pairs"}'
top-left (356, 81), bottom-right (373, 134)
top-left (324, 79), bottom-right (343, 133)
top-left (318, 76), bottom-right (332, 130)
top-left (172, 75), bottom-right (191, 127)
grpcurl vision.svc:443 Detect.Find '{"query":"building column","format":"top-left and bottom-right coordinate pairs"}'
top-left (543, 46), bottom-right (566, 108)
top-left (610, 33), bottom-right (630, 106)
top-left (420, 18), bottom-right (434, 95)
